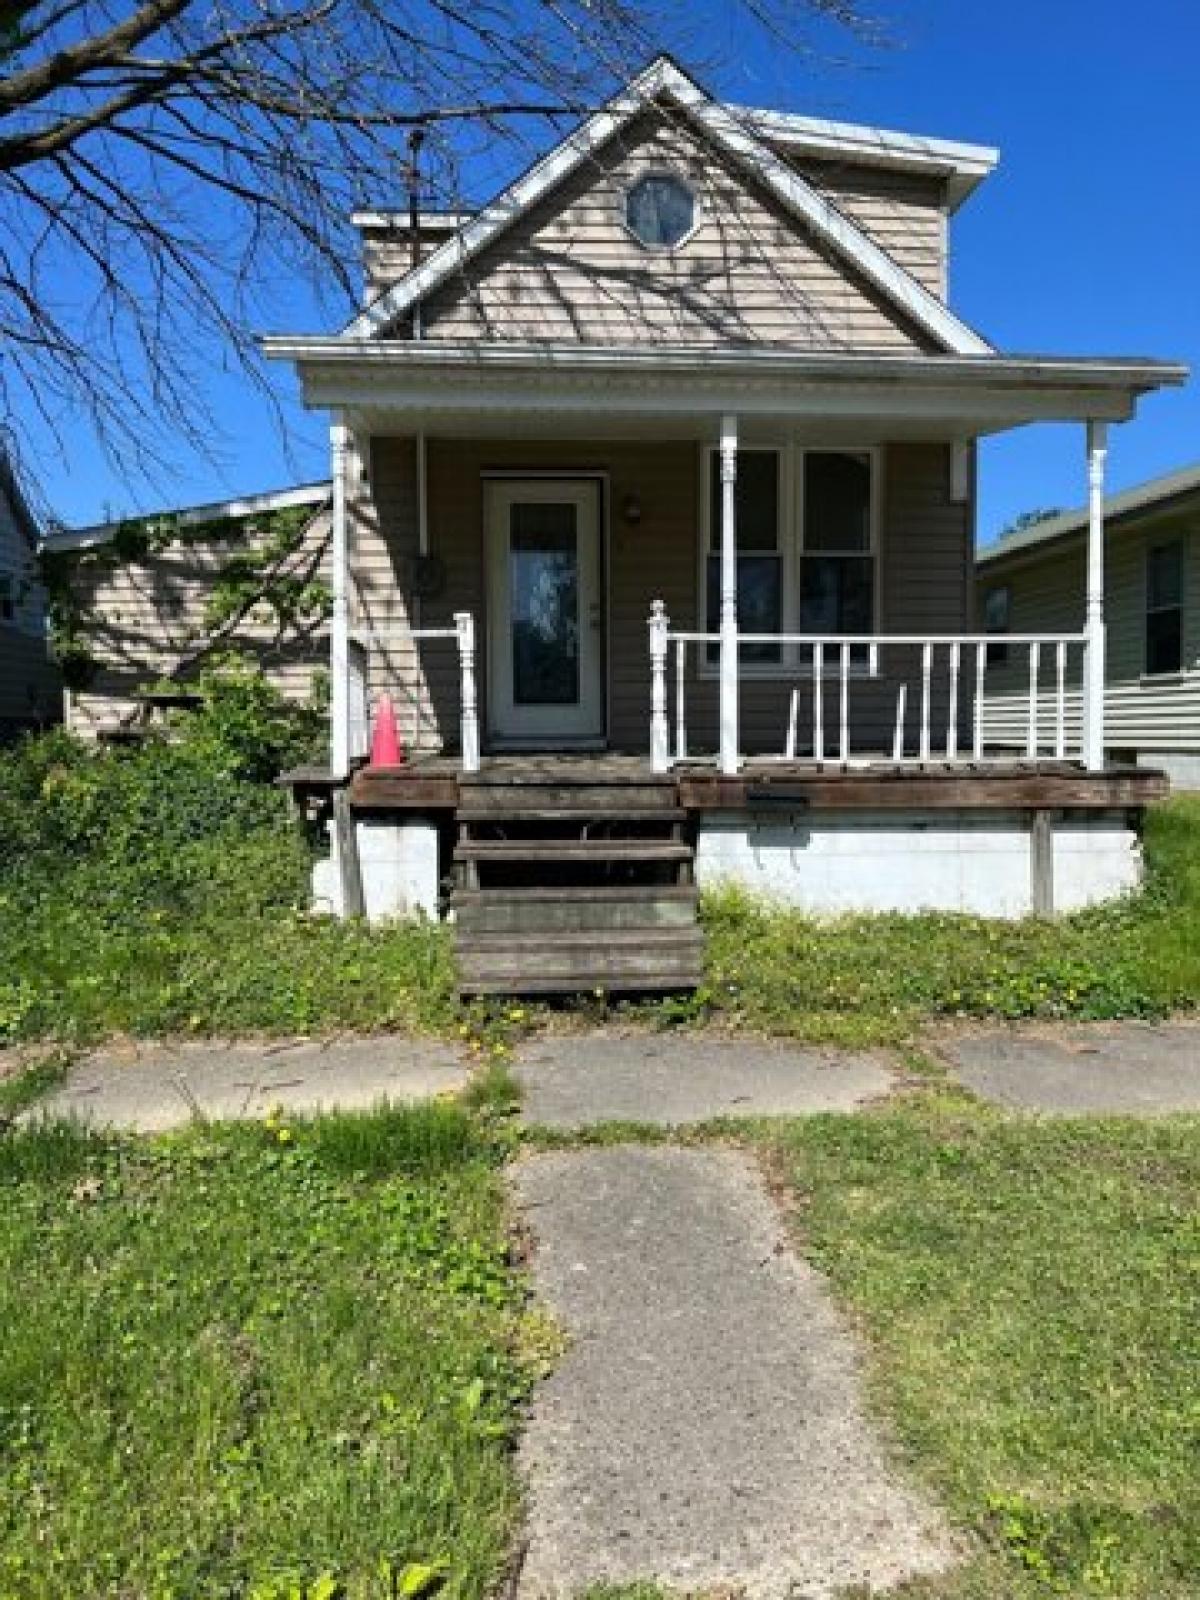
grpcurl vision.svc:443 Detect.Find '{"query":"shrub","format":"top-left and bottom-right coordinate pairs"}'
top-left (174, 655), bottom-right (327, 783)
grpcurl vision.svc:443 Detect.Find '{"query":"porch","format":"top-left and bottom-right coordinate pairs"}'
top-left (300, 351), bottom-right (1181, 784)
top-left (268, 344), bottom-right (1184, 985)
top-left (308, 750), bottom-right (1166, 992)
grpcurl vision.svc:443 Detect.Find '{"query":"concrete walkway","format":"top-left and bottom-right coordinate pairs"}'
top-left (38, 1037), bottom-right (467, 1131)
top-left (513, 1145), bottom-right (953, 1599)
top-left (516, 1032), bottom-right (895, 1128)
top-left (945, 1021), bottom-right (1200, 1114)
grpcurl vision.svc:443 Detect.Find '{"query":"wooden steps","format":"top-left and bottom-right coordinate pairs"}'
top-left (455, 838), bottom-right (692, 866)
top-left (456, 928), bottom-right (705, 995)
top-left (451, 774), bottom-right (702, 997)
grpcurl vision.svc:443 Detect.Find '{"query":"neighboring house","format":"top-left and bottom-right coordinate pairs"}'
top-left (977, 465), bottom-right (1200, 788)
top-left (0, 455), bottom-right (59, 737)
top-left (245, 55), bottom-right (1187, 984)
top-left (44, 482), bottom-right (332, 738)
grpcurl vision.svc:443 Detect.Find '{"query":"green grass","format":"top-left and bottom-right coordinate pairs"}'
top-left (0, 1101), bottom-right (532, 1599)
top-left (697, 795), bottom-right (1200, 1044)
top-left (768, 1100), bottom-right (1200, 1598)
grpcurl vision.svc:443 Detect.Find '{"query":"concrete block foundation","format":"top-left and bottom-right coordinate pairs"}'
top-left (695, 808), bottom-right (1141, 919)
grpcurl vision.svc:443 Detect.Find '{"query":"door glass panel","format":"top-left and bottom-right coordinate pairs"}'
top-left (510, 502), bottom-right (579, 705)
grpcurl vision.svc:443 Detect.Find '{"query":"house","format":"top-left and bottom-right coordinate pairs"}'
top-left (264, 55), bottom-right (1187, 991)
top-left (0, 455), bottom-right (59, 738)
top-left (977, 466), bottom-right (1200, 788)
top-left (43, 482), bottom-right (332, 738)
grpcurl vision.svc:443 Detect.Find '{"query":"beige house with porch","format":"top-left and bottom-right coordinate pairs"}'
top-left (267, 56), bottom-right (1186, 992)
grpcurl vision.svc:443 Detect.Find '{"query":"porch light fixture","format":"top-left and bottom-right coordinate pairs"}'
top-left (621, 492), bottom-right (643, 525)
top-left (624, 172), bottom-right (697, 250)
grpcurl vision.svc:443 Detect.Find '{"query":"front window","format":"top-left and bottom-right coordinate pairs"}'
top-left (702, 446), bottom-right (878, 672)
top-left (800, 452), bottom-right (875, 658)
top-left (1146, 539), bottom-right (1184, 674)
top-left (625, 173), bottom-right (696, 250)
top-left (705, 450), bottom-right (782, 664)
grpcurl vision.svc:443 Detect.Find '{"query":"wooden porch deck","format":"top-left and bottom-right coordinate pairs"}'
top-left (344, 753), bottom-right (1168, 814)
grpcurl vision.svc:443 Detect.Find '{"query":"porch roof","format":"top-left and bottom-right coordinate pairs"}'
top-left (263, 337), bottom-right (1187, 439)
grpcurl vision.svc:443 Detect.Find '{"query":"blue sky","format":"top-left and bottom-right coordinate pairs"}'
top-left (40, 0), bottom-right (1199, 542)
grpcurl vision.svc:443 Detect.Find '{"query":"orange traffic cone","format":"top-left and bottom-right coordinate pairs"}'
top-left (369, 693), bottom-right (403, 766)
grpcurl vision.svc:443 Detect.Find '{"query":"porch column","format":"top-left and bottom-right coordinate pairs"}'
top-left (329, 411), bottom-right (351, 778)
top-left (1082, 420), bottom-right (1108, 772)
top-left (718, 413), bottom-right (740, 775)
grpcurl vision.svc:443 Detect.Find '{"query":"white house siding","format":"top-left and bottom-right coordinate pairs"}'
top-left (977, 509), bottom-right (1200, 770)
top-left (0, 476), bottom-right (58, 730)
top-left (360, 436), bottom-right (972, 759)
top-left (63, 501), bottom-right (333, 737)
top-left (404, 111), bottom-right (940, 352)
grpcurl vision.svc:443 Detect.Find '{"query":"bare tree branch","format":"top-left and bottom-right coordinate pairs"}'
top-left (1, 0), bottom-right (881, 509)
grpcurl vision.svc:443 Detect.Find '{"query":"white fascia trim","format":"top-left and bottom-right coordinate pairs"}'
top-left (341, 55), bottom-right (992, 356)
top-left (733, 105), bottom-right (999, 210)
top-left (50, 480), bottom-right (333, 553)
top-left (263, 337), bottom-right (1185, 393)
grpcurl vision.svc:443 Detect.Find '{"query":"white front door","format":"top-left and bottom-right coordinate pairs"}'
top-left (486, 479), bottom-right (604, 745)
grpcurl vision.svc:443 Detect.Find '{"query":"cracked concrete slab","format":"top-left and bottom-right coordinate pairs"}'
top-left (516, 1032), bottom-right (895, 1128)
top-left (945, 1022), bottom-right (1200, 1114)
top-left (513, 1144), bottom-right (953, 1599)
top-left (37, 1036), bottom-right (467, 1131)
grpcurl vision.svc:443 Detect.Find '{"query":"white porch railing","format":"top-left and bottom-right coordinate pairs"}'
top-left (648, 601), bottom-right (1090, 772)
top-left (350, 611), bottom-right (480, 772)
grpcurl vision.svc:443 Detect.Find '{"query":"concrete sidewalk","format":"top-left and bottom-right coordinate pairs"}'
top-left (37, 1036), bottom-right (467, 1131)
top-left (944, 1021), bottom-right (1200, 1114)
top-left (513, 1144), bottom-right (953, 1598)
top-left (516, 1032), bottom-right (896, 1128)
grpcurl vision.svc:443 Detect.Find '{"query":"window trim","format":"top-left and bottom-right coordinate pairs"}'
top-left (621, 167), bottom-right (702, 254)
top-left (1144, 536), bottom-right (1186, 677)
top-left (696, 443), bottom-right (882, 681)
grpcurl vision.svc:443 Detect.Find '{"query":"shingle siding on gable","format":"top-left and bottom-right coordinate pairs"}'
top-left (400, 111), bottom-right (942, 352)
top-left (782, 158), bottom-right (948, 298)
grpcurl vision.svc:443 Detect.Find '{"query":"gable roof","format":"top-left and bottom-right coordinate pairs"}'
top-left (977, 462), bottom-right (1200, 570)
top-left (734, 105), bottom-right (998, 211)
top-left (344, 55), bottom-right (992, 357)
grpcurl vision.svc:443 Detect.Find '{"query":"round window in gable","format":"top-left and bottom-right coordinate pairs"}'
top-left (625, 173), bottom-right (697, 250)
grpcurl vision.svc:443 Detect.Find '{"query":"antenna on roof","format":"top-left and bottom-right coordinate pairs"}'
top-left (404, 127), bottom-right (427, 272)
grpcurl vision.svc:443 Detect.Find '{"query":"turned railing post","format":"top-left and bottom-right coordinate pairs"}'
top-left (454, 610), bottom-right (480, 774)
top-left (649, 599), bottom-right (670, 773)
